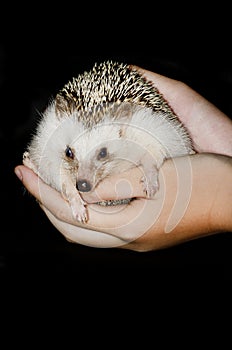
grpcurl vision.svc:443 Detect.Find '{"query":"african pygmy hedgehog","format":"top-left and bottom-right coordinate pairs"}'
top-left (23, 60), bottom-right (195, 223)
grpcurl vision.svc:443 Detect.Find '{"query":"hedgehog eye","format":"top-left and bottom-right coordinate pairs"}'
top-left (97, 147), bottom-right (107, 160)
top-left (65, 146), bottom-right (74, 159)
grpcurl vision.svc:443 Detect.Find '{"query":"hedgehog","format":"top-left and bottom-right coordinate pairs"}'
top-left (23, 60), bottom-right (195, 223)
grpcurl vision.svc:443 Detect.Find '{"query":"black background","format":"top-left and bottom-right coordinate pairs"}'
top-left (1, 14), bottom-right (232, 294)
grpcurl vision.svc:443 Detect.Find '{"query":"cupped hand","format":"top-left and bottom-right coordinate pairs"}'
top-left (15, 66), bottom-right (232, 251)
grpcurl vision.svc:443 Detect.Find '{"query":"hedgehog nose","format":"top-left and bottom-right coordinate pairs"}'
top-left (77, 179), bottom-right (92, 192)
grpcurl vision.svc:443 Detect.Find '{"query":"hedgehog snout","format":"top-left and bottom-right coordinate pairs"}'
top-left (76, 179), bottom-right (92, 192)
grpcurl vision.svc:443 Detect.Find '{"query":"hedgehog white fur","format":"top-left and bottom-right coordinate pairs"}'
top-left (23, 60), bottom-right (195, 223)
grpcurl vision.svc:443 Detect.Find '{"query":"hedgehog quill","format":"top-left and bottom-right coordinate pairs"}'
top-left (23, 61), bottom-right (195, 223)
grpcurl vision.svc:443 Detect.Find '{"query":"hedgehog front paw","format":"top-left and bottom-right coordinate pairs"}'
top-left (23, 151), bottom-right (35, 170)
top-left (70, 197), bottom-right (88, 224)
top-left (141, 171), bottom-right (159, 199)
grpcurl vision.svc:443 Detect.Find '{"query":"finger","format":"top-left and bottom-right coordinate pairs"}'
top-left (15, 164), bottom-right (145, 204)
top-left (41, 205), bottom-right (128, 248)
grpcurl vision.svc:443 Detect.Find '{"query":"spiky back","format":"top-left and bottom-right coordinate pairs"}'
top-left (58, 60), bottom-right (175, 125)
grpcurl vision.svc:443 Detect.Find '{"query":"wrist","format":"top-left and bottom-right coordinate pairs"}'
top-left (209, 155), bottom-right (232, 232)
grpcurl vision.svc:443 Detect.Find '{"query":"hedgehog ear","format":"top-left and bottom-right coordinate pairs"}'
top-left (55, 94), bottom-right (76, 118)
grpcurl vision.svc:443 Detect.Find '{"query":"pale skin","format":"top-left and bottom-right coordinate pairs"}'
top-left (14, 66), bottom-right (232, 252)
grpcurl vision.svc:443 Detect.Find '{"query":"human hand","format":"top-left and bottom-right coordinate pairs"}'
top-left (15, 66), bottom-right (232, 251)
top-left (14, 153), bottom-right (232, 251)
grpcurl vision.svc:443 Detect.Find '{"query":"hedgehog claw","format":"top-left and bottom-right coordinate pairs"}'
top-left (70, 200), bottom-right (88, 224)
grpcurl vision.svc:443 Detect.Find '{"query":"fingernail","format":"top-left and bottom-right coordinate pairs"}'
top-left (14, 167), bottom-right (23, 181)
